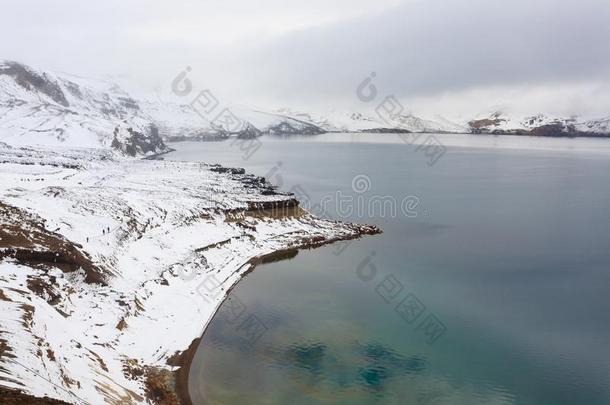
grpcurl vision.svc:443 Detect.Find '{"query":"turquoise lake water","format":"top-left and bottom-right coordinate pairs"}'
top-left (168, 133), bottom-right (610, 405)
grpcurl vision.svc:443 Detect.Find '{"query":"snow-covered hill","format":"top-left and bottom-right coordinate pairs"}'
top-left (0, 142), bottom-right (379, 404)
top-left (232, 107), bottom-right (325, 136)
top-left (468, 111), bottom-right (610, 137)
top-left (0, 61), bottom-right (330, 150)
top-left (0, 61), bottom-right (170, 156)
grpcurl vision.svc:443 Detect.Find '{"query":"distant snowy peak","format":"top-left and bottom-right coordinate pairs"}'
top-left (273, 109), bottom-right (393, 132)
top-left (273, 108), bottom-right (337, 132)
top-left (468, 111), bottom-right (610, 137)
top-left (234, 108), bottom-right (325, 135)
top-left (386, 113), bottom-right (467, 134)
top-left (274, 108), bottom-right (466, 133)
top-left (579, 117), bottom-right (610, 134)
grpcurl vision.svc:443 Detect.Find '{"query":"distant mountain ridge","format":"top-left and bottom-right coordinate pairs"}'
top-left (468, 111), bottom-right (610, 137)
top-left (1, 61), bottom-right (609, 156)
top-left (275, 108), bottom-right (610, 137)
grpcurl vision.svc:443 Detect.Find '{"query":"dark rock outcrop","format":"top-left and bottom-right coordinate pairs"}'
top-left (362, 127), bottom-right (412, 134)
top-left (266, 120), bottom-right (325, 135)
top-left (0, 61), bottom-right (69, 107)
top-left (111, 125), bottom-right (169, 157)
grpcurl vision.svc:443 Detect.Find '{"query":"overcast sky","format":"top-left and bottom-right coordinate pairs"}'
top-left (3, 0), bottom-right (610, 118)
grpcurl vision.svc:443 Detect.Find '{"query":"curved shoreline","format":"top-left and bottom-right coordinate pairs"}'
top-left (0, 144), bottom-right (382, 404)
top-left (174, 229), bottom-right (382, 405)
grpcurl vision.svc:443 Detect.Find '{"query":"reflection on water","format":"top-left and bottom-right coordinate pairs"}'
top-left (197, 292), bottom-right (439, 404)
top-left (192, 277), bottom-right (518, 405)
top-left (279, 341), bottom-right (426, 396)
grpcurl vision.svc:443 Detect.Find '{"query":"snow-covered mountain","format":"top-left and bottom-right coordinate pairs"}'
top-left (0, 61), bottom-right (329, 150)
top-left (1, 60), bottom-right (609, 154)
top-left (274, 108), bottom-right (610, 137)
top-left (468, 111), bottom-right (610, 137)
top-left (233, 107), bottom-right (325, 136)
top-left (0, 61), bottom-right (170, 156)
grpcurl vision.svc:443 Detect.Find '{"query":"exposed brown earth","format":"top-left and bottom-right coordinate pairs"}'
top-left (0, 202), bottom-right (105, 284)
top-left (0, 387), bottom-right (71, 405)
top-left (144, 367), bottom-right (181, 405)
top-left (166, 338), bottom-right (199, 405)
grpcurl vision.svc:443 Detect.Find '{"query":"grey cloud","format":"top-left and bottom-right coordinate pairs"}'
top-left (235, 0), bottom-right (610, 104)
top-left (1, 0), bottom-right (608, 114)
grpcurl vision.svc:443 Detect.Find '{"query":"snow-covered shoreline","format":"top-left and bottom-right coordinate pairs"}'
top-left (0, 142), bottom-right (379, 404)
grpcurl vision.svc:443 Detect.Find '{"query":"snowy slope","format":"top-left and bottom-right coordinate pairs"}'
top-left (0, 61), bottom-right (170, 156)
top-left (382, 113), bottom-right (467, 133)
top-left (0, 142), bottom-right (379, 404)
top-left (274, 108), bottom-right (467, 133)
top-left (468, 111), bottom-right (610, 137)
top-left (232, 107), bottom-right (325, 135)
top-left (139, 99), bottom-right (221, 140)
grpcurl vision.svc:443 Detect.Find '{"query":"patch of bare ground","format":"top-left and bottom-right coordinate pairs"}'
top-left (246, 204), bottom-right (305, 220)
top-left (257, 247), bottom-right (300, 264)
top-left (0, 288), bottom-right (12, 302)
top-left (122, 358), bottom-right (183, 405)
top-left (26, 276), bottom-right (67, 308)
top-left (166, 338), bottom-right (199, 405)
top-left (469, 117), bottom-right (505, 129)
top-left (145, 367), bottom-right (181, 405)
top-left (0, 202), bottom-right (105, 284)
top-left (223, 204), bottom-right (305, 223)
top-left (122, 359), bottom-right (145, 381)
top-left (0, 338), bottom-right (15, 361)
top-left (0, 387), bottom-right (70, 405)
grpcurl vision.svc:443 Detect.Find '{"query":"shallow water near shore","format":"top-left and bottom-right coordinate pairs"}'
top-left (168, 133), bottom-right (610, 405)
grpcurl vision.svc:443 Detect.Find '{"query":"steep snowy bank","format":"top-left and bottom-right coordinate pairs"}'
top-left (0, 143), bottom-right (379, 404)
